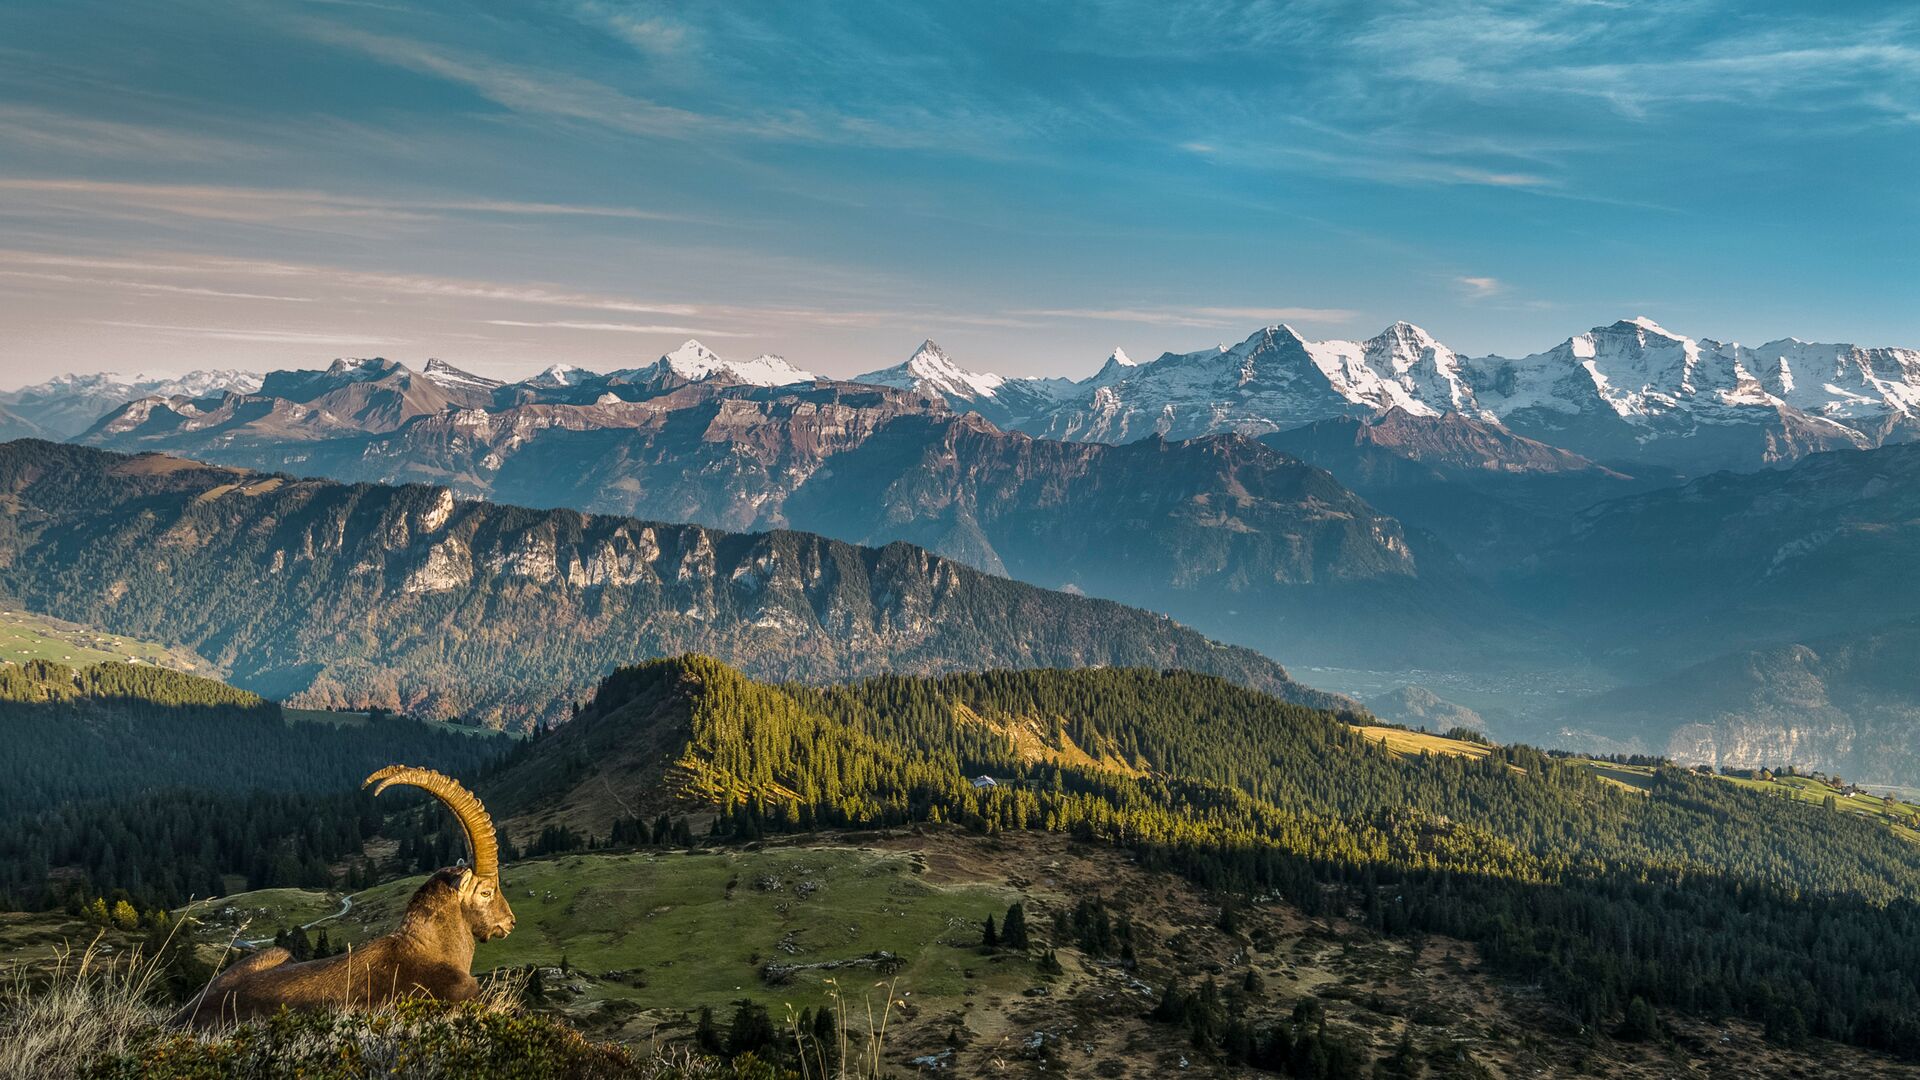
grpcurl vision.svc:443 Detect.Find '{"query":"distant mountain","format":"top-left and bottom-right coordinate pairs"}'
top-left (83, 379), bottom-right (1546, 671)
top-left (1037, 322), bottom-right (1476, 443)
top-left (630, 339), bottom-right (816, 387)
top-left (1364, 685), bottom-right (1487, 734)
top-left (1553, 620), bottom-right (1920, 785)
top-left (0, 402), bottom-right (48, 442)
top-left (854, 339), bottom-right (1070, 428)
top-left (1262, 410), bottom-right (1670, 571)
top-left (421, 357), bottom-right (504, 392)
top-left (57, 317), bottom-right (1920, 481)
top-left (1264, 408), bottom-right (1612, 481)
top-left (1515, 440), bottom-right (1920, 670)
top-left (0, 369), bottom-right (262, 438)
top-left (0, 439), bottom-right (1324, 728)
top-left (1458, 318), bottom-right (1876, 473)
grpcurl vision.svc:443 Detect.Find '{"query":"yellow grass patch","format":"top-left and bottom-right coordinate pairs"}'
top-left (1355, 725), bottom-right (1493, 761)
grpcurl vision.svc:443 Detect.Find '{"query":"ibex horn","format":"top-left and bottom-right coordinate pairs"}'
top-left (364, 765), bottom-right (499, 880)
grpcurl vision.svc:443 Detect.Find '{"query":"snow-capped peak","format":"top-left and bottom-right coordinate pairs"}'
top-left (526, 363), bottom-right (592, 388)
top-left (1085, 347), bottom-right (1142, 388)
top-left (856, 340), bottom-right (1007, 401)
top-left (662, 339), bottom-right (722, 373)
top-left (1619, 315), bottom-right (1679, 337)
top-left (422, 358), bottom-right (502, 390)
top-left (144, 369), bottom-right (264, 398)
top-left (311, 357), bottom-right (405, 386)
top-left (656, 340), bottom-right (815, 386)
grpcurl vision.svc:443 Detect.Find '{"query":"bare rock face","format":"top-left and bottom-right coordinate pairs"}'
top-left (0, 441), bottom-right (1330, 729)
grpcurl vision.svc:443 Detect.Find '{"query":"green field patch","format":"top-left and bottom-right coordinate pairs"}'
top-left (1575, 761), bottom-right (1656, 793)
top-left (202, 845), bottom-right (1023, 1016)
top-left (0, 608), bottom-right (204, 671)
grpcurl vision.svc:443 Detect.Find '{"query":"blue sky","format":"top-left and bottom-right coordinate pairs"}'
top-left (0, 0), bottom-right (1915, 384)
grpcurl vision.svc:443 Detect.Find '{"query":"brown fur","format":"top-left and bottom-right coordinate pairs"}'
top-left (176, 868), bottom-right (516, 1028)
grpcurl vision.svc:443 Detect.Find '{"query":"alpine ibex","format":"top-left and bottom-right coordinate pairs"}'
top-left (176, 766), bottom-right (517, 1027)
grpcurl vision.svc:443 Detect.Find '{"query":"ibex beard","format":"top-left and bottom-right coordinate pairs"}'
top-left (175, 765), bottom-right (517, 1027)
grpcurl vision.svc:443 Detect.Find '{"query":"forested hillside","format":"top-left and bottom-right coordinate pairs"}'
top-left (0, 659), bottom-right (506, 910)
top-left (496, 656), bottom-right (1920, 1060)
top-left (0, 440), bottom-right (1326, 728)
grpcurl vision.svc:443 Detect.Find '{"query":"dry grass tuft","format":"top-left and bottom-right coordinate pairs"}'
top-left (0, 934), bottom-right (172, 1080)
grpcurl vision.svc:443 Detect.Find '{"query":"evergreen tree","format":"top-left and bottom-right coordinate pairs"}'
top-left (809, 1006), bottom-right (840, 1071)
top-left (694, 1006), bottom-right (723, 1055)
top-left (1619, 996), bottom-right (1659, 1042)
top-left (1002, 902), bottom-right (1030, 950)
top-left (725, 999), bottom-right (776, 1059)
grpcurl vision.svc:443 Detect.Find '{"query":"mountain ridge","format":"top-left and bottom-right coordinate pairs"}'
top-left (0, 439), bottom-right (1329, 727)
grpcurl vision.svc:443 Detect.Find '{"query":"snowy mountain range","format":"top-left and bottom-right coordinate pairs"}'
top-left (850, 317), bottom-right (1920, 474)
top-left (12, 318), bottom-right (1920, 478)
top-left (0, 369), bottom-right (264, 438)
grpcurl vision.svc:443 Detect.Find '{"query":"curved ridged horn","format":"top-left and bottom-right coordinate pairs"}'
top-left (364, 765), bottom-right (498, 879)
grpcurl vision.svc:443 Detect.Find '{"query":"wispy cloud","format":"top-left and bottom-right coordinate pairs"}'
top-left (0, 105), bottom-right (254, 161)
top-left (0, 248), bottom-right (1029, 335)
top-left (1014, 305), bottom-right (1357, 328)
top-left (295, 20), bottom-right (796, 142)
top-left (0, 178), bottom-right (689, 224)
top-left (91, 320), bottom-right (400, 345)
top-left (0, 249), bottom-right (701, 317)
top-left (0, 268), bottom-right (311, 302)
top-left (568, 2), bottom-right (694, 57)
top-left (484, 319), bottom-right (747, 336)
top-left (1456, 276), bottom-right (1506, 299)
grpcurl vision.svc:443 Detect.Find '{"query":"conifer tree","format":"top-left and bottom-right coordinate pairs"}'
top-left (1002, 902), bottom-right (1030, 950)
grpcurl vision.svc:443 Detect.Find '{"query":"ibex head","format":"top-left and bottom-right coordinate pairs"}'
top-left (365, 765), bottom-right (517, 942)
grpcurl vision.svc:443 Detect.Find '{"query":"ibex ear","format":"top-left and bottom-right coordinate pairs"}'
top-left (455, 868), bottom-right (478, 896)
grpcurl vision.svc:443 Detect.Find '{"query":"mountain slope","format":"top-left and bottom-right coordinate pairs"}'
top-left (0, 403), bottom-right (48, 443)
top-left (0, 658), bottom-right (502, 818)
top-left (1514, 440), bottom-right (1920, 670)
top-left (1262, 410), bottom-right (1675, 571)
top-left (0, 440), bottom-right (1320, 727)
top-left (83, 382), bottom-right (1544, 670)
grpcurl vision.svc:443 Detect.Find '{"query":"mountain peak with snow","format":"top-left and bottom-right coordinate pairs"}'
top-left (1085, 347), bottom-right (1141, 388)
top-left (527, 363), bottom-right (595, 388)
top-left (651, 340), bottom-right (815, 386)
top-left (422, 358), bottom-right (503, 391)
top-left (857, 340), bottom-right (1007, 401)
top-left (1617, 315), bottom-right (1678, 336)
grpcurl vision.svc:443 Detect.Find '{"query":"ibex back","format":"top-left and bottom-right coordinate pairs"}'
top-left (176, 766), bottom-right (516, 1027)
